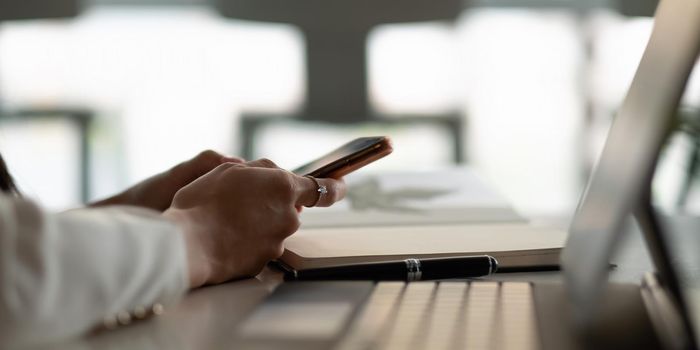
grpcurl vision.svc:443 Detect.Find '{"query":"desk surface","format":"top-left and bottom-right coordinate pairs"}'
top-left (47, 215), bottom-right (699, 350)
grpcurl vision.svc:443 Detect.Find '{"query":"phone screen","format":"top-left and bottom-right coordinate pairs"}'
top-left (292, 137), bottom-right (390, 178)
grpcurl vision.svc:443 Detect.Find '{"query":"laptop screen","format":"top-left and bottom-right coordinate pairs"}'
top-left (561, 0), bottom-right (700, 328)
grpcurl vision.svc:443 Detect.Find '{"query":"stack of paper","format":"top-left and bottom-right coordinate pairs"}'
top-left (300, 167), bottom-right (525, 228)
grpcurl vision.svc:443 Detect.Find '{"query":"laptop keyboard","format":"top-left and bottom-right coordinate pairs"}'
top-left (336, 281), bottom-right (539, 350)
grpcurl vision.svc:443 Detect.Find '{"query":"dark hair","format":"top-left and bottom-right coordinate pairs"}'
top-left (0, 153), bottom-right (19, 195)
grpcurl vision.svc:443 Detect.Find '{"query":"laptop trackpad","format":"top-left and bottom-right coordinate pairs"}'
top-left (239, 301), bottom-right (354, 339)
top-left (235, 281), bottom-right (373, 349)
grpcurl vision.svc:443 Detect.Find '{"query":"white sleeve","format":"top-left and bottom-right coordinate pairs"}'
top-left (0, 195), bottom-right (189, 347)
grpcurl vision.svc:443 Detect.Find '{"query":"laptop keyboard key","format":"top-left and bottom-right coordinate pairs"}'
top-left (421, 282), bottom-right (467, 350)
top-left (336, 282), bottom-right (405, 350)
top-left (378, 282), bottom-right (436, 350)
top-left (498, 282), bottom-right (539, 350)
top-left (463, 282), bottom-right (500, 350)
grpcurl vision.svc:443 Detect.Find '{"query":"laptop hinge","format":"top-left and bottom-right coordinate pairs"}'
top-left (640, 272), bottom-right (691, 350)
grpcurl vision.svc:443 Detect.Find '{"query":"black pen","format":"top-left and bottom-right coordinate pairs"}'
top-left (283, 255), bottom-right (498, 281)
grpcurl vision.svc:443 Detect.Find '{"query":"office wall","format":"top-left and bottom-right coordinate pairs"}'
top-left (1, 4), bottom-right (698, 214)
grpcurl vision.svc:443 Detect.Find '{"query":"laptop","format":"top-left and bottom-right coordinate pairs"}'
top-left (234, 0), bottom-right (700, 348)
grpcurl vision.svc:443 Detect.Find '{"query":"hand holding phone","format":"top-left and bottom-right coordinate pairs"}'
top-left (292, 136), bottom-right (393, 179)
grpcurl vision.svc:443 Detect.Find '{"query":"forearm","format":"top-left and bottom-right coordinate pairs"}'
top-left (0, 196), bottom-right (188, 347)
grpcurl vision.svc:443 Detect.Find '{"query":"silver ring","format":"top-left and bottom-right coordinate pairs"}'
top-left (304, 176), bottom-right (326, 207)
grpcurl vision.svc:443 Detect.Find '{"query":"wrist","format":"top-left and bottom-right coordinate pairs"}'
top-left (163, 208), bottom-right (211, 288)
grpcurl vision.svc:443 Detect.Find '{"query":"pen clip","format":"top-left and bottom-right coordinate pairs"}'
top-left (405, 258), bottom-right (422, 281)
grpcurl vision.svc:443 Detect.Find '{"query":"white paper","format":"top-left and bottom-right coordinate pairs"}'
top-left (301, 166), bottom-right (524, 227)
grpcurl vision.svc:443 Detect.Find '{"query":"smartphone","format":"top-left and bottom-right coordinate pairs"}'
top-left (292, 136), bottom-right (393, 178)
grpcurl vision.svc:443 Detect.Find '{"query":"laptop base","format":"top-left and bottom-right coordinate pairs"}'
top-left (534, 282), bottom-right (662, 350)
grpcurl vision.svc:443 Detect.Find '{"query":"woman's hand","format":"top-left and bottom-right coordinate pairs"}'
top-left (91, 150), bottom-right (243, 211)
top-left (163, 159), bottom-right (346, 288)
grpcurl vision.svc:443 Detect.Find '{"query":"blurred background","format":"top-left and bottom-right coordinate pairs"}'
top-left (0, 0), bottom-right (699, 216)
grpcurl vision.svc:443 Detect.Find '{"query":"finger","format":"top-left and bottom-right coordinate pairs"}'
top-left (293, 176), bottom-right (346, 208)
top-left (245, 158), bottom-right (279, 169)
top-left (277, 208), bottom-right (301, 239)
top-left (171, 150), bottom-right (225, 184)
top-left (190, 150), bottom-right (225, 173)
top-left (210, 161), bottom-right (245, 176)
top-left (221, 156), bottom-right (245, 163)
top-left (314, 178), bottom-right (346, 207)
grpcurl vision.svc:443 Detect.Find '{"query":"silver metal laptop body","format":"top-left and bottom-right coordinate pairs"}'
top-left (234, 0), bottom-right (700, 348)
